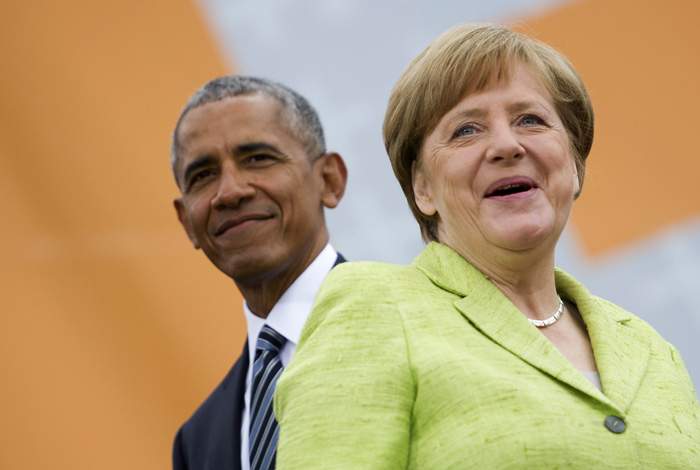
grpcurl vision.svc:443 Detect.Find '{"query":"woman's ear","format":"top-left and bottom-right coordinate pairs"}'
top-left (412, 160), bottom-right (437, 216)
top-left (572, 163), bottom-right (581, 198)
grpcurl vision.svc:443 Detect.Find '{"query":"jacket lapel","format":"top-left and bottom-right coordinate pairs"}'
top-left (415, 243), bottom-right (648, 414)
top-left (333, 253), bottom-right (346, 267)
top-left (231, 343), bottom-right (249, 470)
top-left (211, 342), bottom-right (248, 470)
top-left (556, 270), bottom-right (650, 413)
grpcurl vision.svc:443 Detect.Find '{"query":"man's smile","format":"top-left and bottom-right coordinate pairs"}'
top-left (213, 213), bottom-right (275, 237)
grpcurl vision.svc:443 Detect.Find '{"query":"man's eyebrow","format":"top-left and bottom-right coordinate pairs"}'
top-left (235, 142), bottom-right (283, 155)
top-left (183, 155), bottom-right (216, 185)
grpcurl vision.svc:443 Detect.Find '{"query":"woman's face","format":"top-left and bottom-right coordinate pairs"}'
top-left (414, 63), bottom-right (579, 258)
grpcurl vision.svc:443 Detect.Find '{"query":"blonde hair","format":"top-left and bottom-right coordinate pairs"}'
top-left (383, 24), bottom-right (594, 241)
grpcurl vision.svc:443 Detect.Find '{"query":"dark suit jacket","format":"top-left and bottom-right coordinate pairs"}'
top-left (173, 254), bottom-right (345, 470)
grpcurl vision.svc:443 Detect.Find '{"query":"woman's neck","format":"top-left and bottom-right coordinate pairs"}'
top-left (451, 240), bottom-right (560, 321)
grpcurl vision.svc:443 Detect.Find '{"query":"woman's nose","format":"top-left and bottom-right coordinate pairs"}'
top-left (485, 124), bottom-right (525, 163)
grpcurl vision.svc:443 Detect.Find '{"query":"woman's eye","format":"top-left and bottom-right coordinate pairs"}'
top-left (452, 124), bottom-right (479, 139)
top-left (518, 114), bottom-right (545, 126)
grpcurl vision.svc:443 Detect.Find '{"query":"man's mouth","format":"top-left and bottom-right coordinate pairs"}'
top-left (484, 177), bottom-right (538, 198)
top-left (214, 214), bottom-right (273, 236)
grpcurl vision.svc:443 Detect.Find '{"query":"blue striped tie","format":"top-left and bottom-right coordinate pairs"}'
top-left (249, 325), bottom-right (286, 470)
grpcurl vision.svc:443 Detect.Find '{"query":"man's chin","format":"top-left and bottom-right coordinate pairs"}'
top-left (212, 251), bottom-right (288, 286)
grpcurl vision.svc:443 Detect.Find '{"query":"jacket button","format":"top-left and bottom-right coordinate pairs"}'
top-left (604, 415), bottom-right (626, 434)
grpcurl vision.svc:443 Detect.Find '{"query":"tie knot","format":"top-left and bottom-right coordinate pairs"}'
top-left (255, 325), bottom-right (286, 354)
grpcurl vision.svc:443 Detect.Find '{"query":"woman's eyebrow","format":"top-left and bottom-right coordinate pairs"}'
top-left (507, 100), bottom-right (550, 114)
top-left (449, 107), bottom-right (488, 122)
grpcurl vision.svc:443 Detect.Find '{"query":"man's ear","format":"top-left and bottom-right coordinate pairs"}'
top-left (412, 160), bottom-right (437, 216)
top-left (174, 198), bottom-right (200, 249)
top-left (318, 152), bottom-right (348, 209)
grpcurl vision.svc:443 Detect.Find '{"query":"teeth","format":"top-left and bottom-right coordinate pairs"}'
top-left (489, 182), bottom-right (531, 197)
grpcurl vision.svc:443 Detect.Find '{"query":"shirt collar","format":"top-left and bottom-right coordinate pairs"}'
top-left (244, 243), bottom-right (337, 350)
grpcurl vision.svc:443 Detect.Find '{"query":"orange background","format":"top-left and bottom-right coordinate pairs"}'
top-left (0, 1), bottom-right (245, 468)
top-left (2, 0), bottom-right (698, 469)
top-left (521, 0), bottom-right (700, 255)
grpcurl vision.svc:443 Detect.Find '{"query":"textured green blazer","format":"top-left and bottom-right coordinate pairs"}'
top-left (275, 242), bottom-right (700, 469)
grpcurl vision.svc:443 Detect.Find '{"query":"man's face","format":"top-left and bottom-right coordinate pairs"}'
top-left (174, 94), bottom-right (332, 285)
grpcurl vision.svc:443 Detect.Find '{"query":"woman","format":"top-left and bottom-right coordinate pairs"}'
top-left (274, 24), bottom-right (700, 468)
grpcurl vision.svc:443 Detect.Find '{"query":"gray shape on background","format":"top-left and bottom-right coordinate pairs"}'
top-left (199, 0), bottom-right (700, 393)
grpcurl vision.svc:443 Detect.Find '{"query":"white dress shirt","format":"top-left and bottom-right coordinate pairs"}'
top-left (240, 243), bottom-right (338, 470)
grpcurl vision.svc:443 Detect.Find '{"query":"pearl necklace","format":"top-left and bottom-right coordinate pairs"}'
top-left (528, 297), bottom-right (564, 328)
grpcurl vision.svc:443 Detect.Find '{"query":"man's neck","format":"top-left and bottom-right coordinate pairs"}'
top-left (238, 239), bottom-right (329, 318)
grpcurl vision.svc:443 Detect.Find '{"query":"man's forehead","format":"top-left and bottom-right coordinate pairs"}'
top-left (175, 95), bottom-right (309, 173)
top-left (181, 94), bottom-right (281, 134)
top-left (180, 95), bottom-right (297, 144)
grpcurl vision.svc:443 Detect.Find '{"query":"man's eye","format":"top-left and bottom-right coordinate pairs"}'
top-left (452, 124), bottom-right (479, 139)
top-left (245, 154), bottom-right (276, 165)
top-left (188, 169), bottom-right (215, 188)
top-left (518, 114), bottom-right (546, 126)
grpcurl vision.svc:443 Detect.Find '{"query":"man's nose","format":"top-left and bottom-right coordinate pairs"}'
top-left (211, 163), bottom-right (255, 209)
top-left (485, 123), bottom-right (525, 163)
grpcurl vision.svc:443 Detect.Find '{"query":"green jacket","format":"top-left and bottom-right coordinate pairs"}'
top-left (275, 242), bottom-right (700, 469)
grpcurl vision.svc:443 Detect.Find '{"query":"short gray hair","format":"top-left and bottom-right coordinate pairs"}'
top-left (171, 75), bottom-right (326, 183)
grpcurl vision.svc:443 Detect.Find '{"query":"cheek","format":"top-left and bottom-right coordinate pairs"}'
top-left (446, 161), bottom-right (481, 202)
top-left (438, 168), bottom-right (480, 224)
top-left (538, 138), bottom-right (576, 183)
top-left (189, 199), bottom-right (211, 230)
top-left (562, 151), bottom-right (579, 188)
top-left (276, 182), bottom-right (317, 223)
top-left (551, 162), bottom-right (579, 211)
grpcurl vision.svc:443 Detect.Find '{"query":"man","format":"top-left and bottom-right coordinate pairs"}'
top-left (170, 76), bottom-right (347, 470)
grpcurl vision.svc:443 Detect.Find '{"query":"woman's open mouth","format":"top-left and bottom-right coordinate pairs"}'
top-left (484, 177), bottom-right (538, 199)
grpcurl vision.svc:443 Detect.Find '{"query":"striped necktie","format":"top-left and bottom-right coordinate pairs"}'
top-left (249, 325), bottom-right (287, 470)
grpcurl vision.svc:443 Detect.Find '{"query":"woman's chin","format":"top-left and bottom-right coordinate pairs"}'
top-left (486, 222), bottom-right (556, 253)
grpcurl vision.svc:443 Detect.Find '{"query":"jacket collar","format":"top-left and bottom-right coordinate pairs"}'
top-left (413, 242), bottom-right (649, 415)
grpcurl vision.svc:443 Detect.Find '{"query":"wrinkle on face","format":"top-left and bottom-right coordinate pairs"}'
top-left (414, 63), bottom-right (579, 268)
